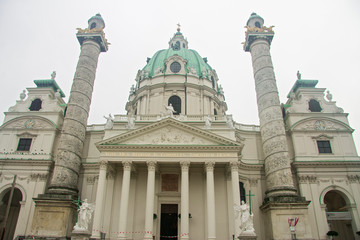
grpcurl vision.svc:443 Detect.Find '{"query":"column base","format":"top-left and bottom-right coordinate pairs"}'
top-left (260, 197), bottom-right (314, 240)
top-left (31, 194), bottom-right (77, 238)
top-left (71, 229), bottom-right (91, 240)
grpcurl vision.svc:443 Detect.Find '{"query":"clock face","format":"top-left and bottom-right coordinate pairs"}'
top-left (24, 119), bottom-right (35, 129)
top-left (315, 120), bottom-right (326, 130)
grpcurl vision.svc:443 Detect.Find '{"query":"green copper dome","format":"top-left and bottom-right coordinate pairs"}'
top-left (142, 33), bottom-right (213, 78)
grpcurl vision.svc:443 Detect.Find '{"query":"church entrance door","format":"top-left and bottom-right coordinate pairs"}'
top-left (160, 204), bottom-right (178, 240)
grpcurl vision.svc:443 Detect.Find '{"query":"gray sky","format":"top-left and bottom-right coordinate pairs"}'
top-left (0, 0), bottom-right (359, 151)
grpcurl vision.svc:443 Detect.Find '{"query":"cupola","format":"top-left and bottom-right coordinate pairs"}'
top-left (168, 24), bottom-right (188, 50)
top-left (88, 13), bottom-right (105, 30)
top-left (246, 12), bottom-right (264, 28)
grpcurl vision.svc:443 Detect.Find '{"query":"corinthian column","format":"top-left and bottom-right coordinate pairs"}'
top-left (205, 161), bottom-right (216, 240)
top-left (244, 13), bottom-right (297, 199)
top-left (118, 161), bottom-right (132, 239)
top-left (143, 161), bottom-right (157, 240)
top-left (91, 160), bottom-right (108, 239)
top-left (180, 161), bottom-right (190, 239)
top-left (48, 14), bottom-right (109, 195)
top-left (229, 161), bottom-right (241, 237)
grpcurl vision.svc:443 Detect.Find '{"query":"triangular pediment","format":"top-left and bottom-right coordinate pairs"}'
top-left (97, 118), bottom-right (240, 149)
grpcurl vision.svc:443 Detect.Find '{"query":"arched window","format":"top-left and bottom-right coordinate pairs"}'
top-left (29, 98), bottom-right (42, 111)
top-left (255, 21), bottom-right (261, 28)
top-left (239, 182), bottom-right (246, 203)
top-left (309, 99), bottom-right (322, 112)
top-left (168, 96), bottom-right (181, 115)
top-left (211, 76), bottom-right (215, 88)
top-left (214, 109), bottom-right (217, 115)
top-left (90, 22), bottom-right (97, 30)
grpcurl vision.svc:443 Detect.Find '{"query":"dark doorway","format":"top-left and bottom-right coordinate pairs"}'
top-left (0, 188), bottom-right (22, 240)
top-left (160, 204), bottom-right (178, 240)
top-left (324, 191), bottom-right (355, 240)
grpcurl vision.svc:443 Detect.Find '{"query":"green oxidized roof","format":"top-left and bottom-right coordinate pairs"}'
top-left (142, 46), bottom-right (213, 78)
top-left (34, 79), bottom-right (66, 98)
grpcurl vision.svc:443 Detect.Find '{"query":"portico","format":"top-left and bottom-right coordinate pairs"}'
top-left (90, 117), bottom-right (243, 240)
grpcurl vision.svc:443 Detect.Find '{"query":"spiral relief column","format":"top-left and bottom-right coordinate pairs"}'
top-left (48, 14), bottom-right (109, 195)
top-left (243, 13), bottom-right (297, 200)
top-left (31, 14), bottom-right (109, 238)
top-left (243, 12), bottom-right (312, 240)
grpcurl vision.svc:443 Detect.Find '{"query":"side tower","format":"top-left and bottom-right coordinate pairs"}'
top-left (244, 13), bottom-right (313, 239)
top-left (31, 14), bottom-right (108, 238)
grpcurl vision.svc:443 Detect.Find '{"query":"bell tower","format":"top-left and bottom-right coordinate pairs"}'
top-left (244, 13), bottom-right (313, 239)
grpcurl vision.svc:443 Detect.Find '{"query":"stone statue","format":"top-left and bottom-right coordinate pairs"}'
top-left (226, 116), bottom-right (235, 129)
top-left (73, 199), bottom-right (94, 231)
top-left (130, 85), bottom-right (136, 95)
top-left (104, 114), bottom-right (114, 129)
top-left (297, 70), bottom-right (301, 80)
top-left (204, 115), bottom-right (212, 129)
top-left (20, 90), bottom-right (26, 101)
top-left (51, 71), bottom-right (56, 80)
top-left (219, 85), bottom-right (224, 95)
top-left (238, 201), bottom-right (255, 234)
top-left (126, 115), bottom-right (135, 129)
top-left (326, 90), bottom-right (333, 101)
top-left (55, 89), bottom-right (61, 99)
top-left (165, 104), bottom-right (176, 117)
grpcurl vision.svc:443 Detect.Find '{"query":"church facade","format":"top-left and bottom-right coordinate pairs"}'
top-left (0, 13), bottom-right (359, 240)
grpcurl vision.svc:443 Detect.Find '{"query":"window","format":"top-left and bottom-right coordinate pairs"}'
top-left (17, 138), bottom-right (32, 151)
top-left (90, 22), bottom-right (96, 29)
top-left (239, 182), bottom-right (246, 203)
top-left (170, 62), bottom-right (181, 73)
top-left (211, 76), bottom-right (215, 88)
top-left (214, 109), bottom-right (217, 115)
top-left (168, 96), bottom-right (181, 115)
top-left (29, 98), bottom-right (42, 111)
top-left (255, 21), bottom-right (261, 28)
top-left (317, 140), bottom-right (332, 153)
top-left (309, 99), bottom-right (322, 112)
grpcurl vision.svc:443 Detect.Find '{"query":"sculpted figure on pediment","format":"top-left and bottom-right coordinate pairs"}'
top-left (122, 126), bottom-right (214, 145)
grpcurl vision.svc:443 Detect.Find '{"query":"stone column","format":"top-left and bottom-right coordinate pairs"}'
top-left (143, 161), bottom-right (157, 240)
top-left (244, 16), bottom-right (297, 200)
top-left (48, 25), bottom-right (108, 196)
top-left (180, 161), bottom-right (190, 239)
top-left (230, 161), bottom-right (241, 237)
top-left (91, 161), bottom-right (108, 238)
top-left (118, 161), bottom-right (132, 239)
top-left (205, 161), bottom-right (216, 240)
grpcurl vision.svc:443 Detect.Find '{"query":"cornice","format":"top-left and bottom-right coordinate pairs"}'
top-left (293, 161), bottom-right (360, 168)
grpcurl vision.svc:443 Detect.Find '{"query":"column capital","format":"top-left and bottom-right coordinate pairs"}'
top-left (122, 160), bottom-right (133, 171)
top-left (99, 160), bottom-right (108, 170)
top-left (180, 161), bottom-right (190, 171)
top-left (146, 160), bottom-right (157, 171)
top-left (229, 161), bottom-right (239, 171)
top-left (204, 161), bottom-right (215, 172)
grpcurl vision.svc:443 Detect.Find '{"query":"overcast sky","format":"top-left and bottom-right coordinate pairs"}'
top-left (0, 0), bottom-right (359, 151)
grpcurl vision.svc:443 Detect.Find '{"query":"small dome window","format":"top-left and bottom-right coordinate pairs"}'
top-left (309, 99), bottom-right (322, 112)
top-left (211, 76), bottom-right (215, 88)
top-left (170, 62), bottom-right (181, 73)
top-left (255, 21), bottom-right (261, 28)
top-left (90, 22), bottom-right (97, 30)
top-left (29, 98), bottom-right (42, 111)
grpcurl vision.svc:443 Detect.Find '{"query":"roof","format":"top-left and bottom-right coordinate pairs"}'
top-left (33, 79), bottom-right (66, 98)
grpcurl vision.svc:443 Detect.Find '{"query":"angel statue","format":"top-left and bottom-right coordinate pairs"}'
top-left (104, 114), bottom-right (114, 129)
top-left (234, 201), bottom-right (255, 235)
top-left (73, 199), bottom-right (94, 231)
